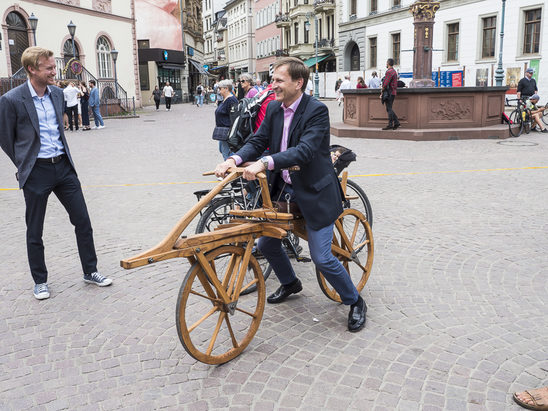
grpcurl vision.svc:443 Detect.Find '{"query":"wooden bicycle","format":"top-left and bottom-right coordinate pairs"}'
top-left (121, 168), bottom-right (374, 364)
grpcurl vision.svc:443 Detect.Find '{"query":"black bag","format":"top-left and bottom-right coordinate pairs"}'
top-left (211, 126), bottom-right (231, 141)
top-left (227, 90), bottom-right (274, 151)
top-left (381, 88), bottom-right (391, 104)
top-left (330, 145), bottom-right (356, 176)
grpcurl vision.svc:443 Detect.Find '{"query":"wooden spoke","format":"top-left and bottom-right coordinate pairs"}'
top-left (239, 278), bottom-right (258, 294)
top-left (189, 290), bottom-right (221, 304)
top-left (188, 306), bottom-right (219, 333)
top-left (235, 306), bottom-right (258, 318)
top-left (224, 316), bottom-right (239, 349)
top-left (206, 312), bottom-right (226, 355)
top-left (351, 218), bottom-right (360, 244)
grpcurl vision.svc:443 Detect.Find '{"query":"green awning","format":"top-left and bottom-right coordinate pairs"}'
top-left (303, 54), bottom-right (330, 67)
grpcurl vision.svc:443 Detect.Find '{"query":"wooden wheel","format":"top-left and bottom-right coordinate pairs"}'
top-left (316, 208), bottom-right (374, 302)
top-left (176, 245), bottom-right (265, 364)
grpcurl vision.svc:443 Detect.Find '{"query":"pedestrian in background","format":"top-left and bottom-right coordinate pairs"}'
top-left (338, 75), bottom-right (352, 106)
top-left (88, 79), bottom-right (105, 129)
top-left (0, 47), bottom-right (112, 300)
top-left (63, 81), bottom-right (80, 131)
top-left (213, 79), bottom-right (239, 160)
top-left (79, 81), bottom-right (91, 131)
top-left (335, 78), bottom-right (342, 94)
top-left (195, 83), bottom-right (204, 107)
top-left (357, 77), bottom-right (368, 89)
top-left (239, 73), bottom-right (259, 99)
top-left (162, 81), bottom-right (174, 111)
top-left (150, 85), bottom-right (162, 110)
top-left (368, 71), bottom-right (381, 89)
top-left (517, 68), bottom-right (538, 101)
top-left (381, 58), bottom-right (400, 130)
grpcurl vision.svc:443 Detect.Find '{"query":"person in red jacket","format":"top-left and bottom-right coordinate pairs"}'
top-left (381, 58), bottom-right (400, 130)
top-left (254, 83), bottom-right (276, 132)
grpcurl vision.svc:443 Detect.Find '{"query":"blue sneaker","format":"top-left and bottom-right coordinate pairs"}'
top-left (33, 283), bottom-right (50, 300)
top-left (83, 272), bottom-right (113, 287)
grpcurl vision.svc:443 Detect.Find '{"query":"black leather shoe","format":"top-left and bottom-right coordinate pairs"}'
top-left (348, 295), bottom-right (367, 332)
top-left (393, 123), bottom-right (401, 130)
top-left (267, 279), bottom-right (302, 304)
top-left (381, 125), bottom-right (393, 130)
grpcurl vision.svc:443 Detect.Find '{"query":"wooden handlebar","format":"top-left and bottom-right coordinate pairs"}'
top-left (203, 167), bottom-right (266, 179)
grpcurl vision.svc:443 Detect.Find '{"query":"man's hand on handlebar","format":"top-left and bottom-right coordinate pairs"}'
top-left (214, 158), bottom-right (236, 178)
top-left (242, 160), bottom-right (266, 181)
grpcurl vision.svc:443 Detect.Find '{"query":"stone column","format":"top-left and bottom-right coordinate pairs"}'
top-left (409, 0), bottom-right (440, 88)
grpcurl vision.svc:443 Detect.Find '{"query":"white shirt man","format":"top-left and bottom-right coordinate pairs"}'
top-left (63, 83), bottom-right (80, 108)
top-left (163, 84), bottom-right (174, 98)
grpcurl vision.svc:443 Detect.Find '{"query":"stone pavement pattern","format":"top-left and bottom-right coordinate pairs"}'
top-left (0, 101), bottom-right (546, 410)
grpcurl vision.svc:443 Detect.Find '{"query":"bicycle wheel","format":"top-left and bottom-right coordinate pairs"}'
top-left (316, 209), bottom-right (374, 303)
top-left (508, 109), bottom-right (523, 137)
top-left (342, 179), bottom-right (373, 227)
top-left (195, 196), bottom-right (272, 295)
top-left (176, 245), bottom-right (265, 364)
top-left (542, 107), bottom-right (548, 126)
top-left (524, 109), bottom-right (532, 134)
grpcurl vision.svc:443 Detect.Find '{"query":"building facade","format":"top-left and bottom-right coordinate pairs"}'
top-left (338, 0), bottom-right (546, 97)
top-left (1, 0), bottom-right (141, 105)
top-left (226, 0), bottom-right (255, 80)
top-left (254, 0), bottom-right (281, 81)
top-left (276, 0), bottom-right (339, 73)
top-left (136, 0), bottom-right (205, 103)
top-left (203, 0), bottom-right (228, 85)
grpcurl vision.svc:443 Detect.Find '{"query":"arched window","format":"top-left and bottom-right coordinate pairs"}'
top-left (6, 11), bottom-right (29, 74)
top-left (96, 36), bottom-right (112, 78)
top-left (350, 43), bottom-right (360, 71)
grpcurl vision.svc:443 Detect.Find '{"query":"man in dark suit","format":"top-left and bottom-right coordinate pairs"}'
top-left (215, 57), bottom-right (367, 332)
top-left (0, 47), bottom-right (112, 300)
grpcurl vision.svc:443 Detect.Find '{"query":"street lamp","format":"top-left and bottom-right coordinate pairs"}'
top-left (28, 13), bottom-right (38, 46)
top-left (111, 49), bottom-right (119, 99)
top-left (67, 20), bottom-right (76, 59)
top-left (305, 16), bottom-right (320, 99)
top-left (494, 0), bottom-right (506, 86)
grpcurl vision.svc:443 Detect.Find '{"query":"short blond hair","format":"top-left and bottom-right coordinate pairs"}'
top-left (21, 47), bottom-right (54, 75)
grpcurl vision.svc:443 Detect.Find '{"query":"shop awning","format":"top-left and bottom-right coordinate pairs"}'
top-left (303, 54), bottom-right (331, 67)
top-left (189, 59), bottom-right (208, 75)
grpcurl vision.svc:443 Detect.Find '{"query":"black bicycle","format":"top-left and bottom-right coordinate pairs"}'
top-left (506, 97), bottom-right (533, 137)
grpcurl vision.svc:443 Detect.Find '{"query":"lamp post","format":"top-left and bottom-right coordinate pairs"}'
top-left (111, 49), bottom-right (119, 98)
top-left (494, 0), bottom-right (506, 86)
top-left (67, 20), bottom-right (76, 59)
top-left (305, 16), bottom-right (320, 98)
top-left (28, 13), bottom-right (38, 45)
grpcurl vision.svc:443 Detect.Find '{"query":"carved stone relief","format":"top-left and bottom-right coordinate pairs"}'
top-left (409, 0), bottom-right (440, 22)
top-left (57, 0), bottom-right (80, 5)
top-left (93, 0), bottom-right (112, 13)
top-left (346, 99), bottom-right (356, 120)
top-left (431, 101), bottom-right (472, 120)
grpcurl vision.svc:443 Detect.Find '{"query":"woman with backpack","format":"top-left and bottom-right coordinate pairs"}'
top-left (213, 79), bottom-right (239, 160)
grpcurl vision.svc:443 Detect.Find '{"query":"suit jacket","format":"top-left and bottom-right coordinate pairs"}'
top-left (89, 87), bottom-right (100, 107)
top-left (236, 93), bottom-right (343, 230)
top-left (0, 82), bottom-right (76, 188)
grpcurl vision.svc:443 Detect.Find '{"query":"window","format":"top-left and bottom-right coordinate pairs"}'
top-left (304, 25), bottom-right (309, 43)
top-left (96, 36), bottom-right (112, 78)
top-left (350, 43), bottom-right (360, 71)
top-left (137, 40), bottom-right (150, 49)
top-left (447, 22), bottom-right (459, 61)
top-left (481, 16), bottom-right (496, 58)
top-left (370, 0), bottom-right (377, 14)
top-left (350, 0), bottom-right (357, 16)
top-left (139, 63), bottom-right (149, 90)
top-left (369, 37), bottom-right (377, 68)
top-left (294, 22), bottom-right (298, 45)
top-left (391, 33), bottom-right (400, 65)
top-left (523, 8), bottom-right (541, 54)
top-left (393, 0), bottom-right (401, 7)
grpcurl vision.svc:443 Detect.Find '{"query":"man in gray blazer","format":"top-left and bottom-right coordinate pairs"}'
top-left (0, 47), bottom-right (112, 300)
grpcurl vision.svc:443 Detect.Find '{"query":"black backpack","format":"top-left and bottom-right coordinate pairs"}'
top-left (227, 90), bottom-right (273, 152)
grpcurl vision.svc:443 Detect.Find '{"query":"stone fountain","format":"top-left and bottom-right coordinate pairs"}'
top-left (331, 0), bottom-right (509, 141)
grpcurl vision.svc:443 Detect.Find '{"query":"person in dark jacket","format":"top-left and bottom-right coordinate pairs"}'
top-left (517, 68), bottom-right (538, 101)
top-left (214, 79), bottom-right (239, 160)
top-left (150, 85), bottom-right (162, 110)
top-left (215, 57), bottom-right (367, 332)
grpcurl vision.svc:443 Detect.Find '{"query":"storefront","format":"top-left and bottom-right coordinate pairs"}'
top-left (138, 48), bottom-right (185, 103)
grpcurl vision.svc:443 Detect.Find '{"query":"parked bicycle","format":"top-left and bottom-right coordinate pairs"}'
top-left (506, 97), bottom-right (533, 137)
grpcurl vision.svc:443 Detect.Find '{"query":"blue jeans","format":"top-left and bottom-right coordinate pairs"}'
top-left (91, 105), bottom-right (104, 127)
top-left (258, 222), bottom-right (359, 305)
top-left (197, 95), bottom-right (204, 107)
top-left (219, 141), bottom-right (232, 160)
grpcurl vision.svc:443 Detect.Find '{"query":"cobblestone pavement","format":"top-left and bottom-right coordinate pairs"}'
top-left (0, 100), bottom-right (546, 411)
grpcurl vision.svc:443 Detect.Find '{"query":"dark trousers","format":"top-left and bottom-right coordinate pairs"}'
top-left (66, 104), bottom-right (79, 130)
top-left (385, 95), bottom-right (399, 126)
top-left (23, 157), bottom-right (97, 284)
top-left (154, 98), bottom-right (160, 110)
top-left (165, 97), bottom-right (172, 110)
top-left (80, 100), bottom-right (90, 127)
